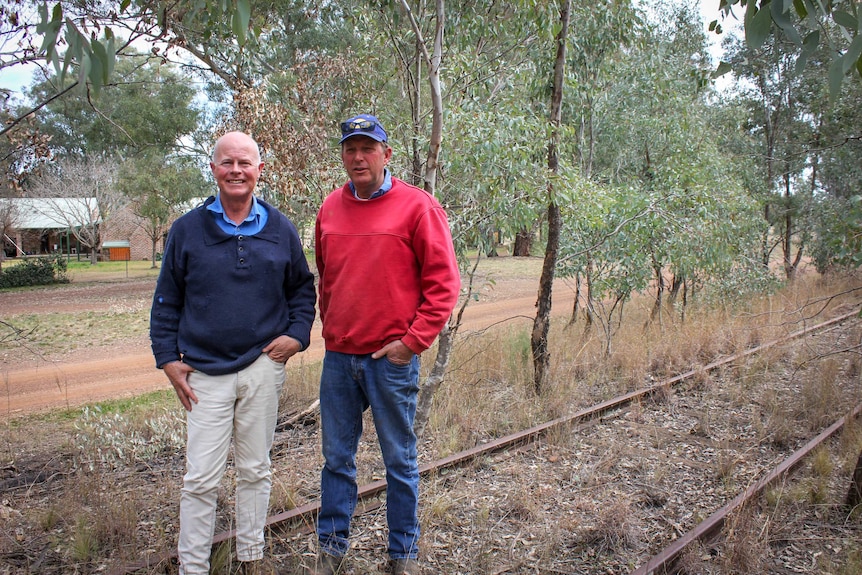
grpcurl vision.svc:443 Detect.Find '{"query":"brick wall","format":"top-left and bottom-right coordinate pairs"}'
top-left (101, 207), bottom-right (165, 261)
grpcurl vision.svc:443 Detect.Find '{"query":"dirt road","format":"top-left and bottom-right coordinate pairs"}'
top-left (1, 274), bottom-right (578, 416)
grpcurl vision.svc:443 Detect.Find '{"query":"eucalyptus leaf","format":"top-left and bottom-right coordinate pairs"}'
top-left (794, 30), bottom-right (819, 73)
top-left (828, 56), bottom-right (845, 103)
top-left (712, 61), bottom-right (733, 79)
top-left (771, 0), bottom-right (803, 45)
top-left (236, 0), bottom-right (251, 31)
top-left (745, 4), bottom-right (773, 50)
top-left (832, 10), bottom-right (858, 32)
top-left (91, 39), bottom-right (109, 85)
top-left (232, 11), bottom-right (246, 45)
top-left (842, 35), bottom-right (862, 74)
top-left (232, 0), bottom-right (250, 46)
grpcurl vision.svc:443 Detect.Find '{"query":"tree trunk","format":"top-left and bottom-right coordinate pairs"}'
top-left (667, 273), bottom-right (683, 307)
top-left (414, 323), bottom-right (452, 438)
top-left (513, 228), bottom-right (532, 256)
top-left (397, 0), bottom-right (451, 438)
top-left (581, 256), bottom-right (595, 335)
top-left (532, 204), bottom-right (561, 393)
top-left (782, 171), bottom-right (797, 281)
top-left (567, 272), bottom-right (581, 328)
top-left (410, 33), bottom-right (423, 188)
top-left (486, 230), bottom-right (499, 257)
top-left (761, 70), bottom-right (777, 272)
top-left (647, 259), bottom-right (664, 326)
top-left (846, 449), bottom-right (862, 510)
top-left (531, 0), bottom-right (569, 395)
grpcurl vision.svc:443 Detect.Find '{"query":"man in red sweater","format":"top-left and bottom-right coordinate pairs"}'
top-left (312, 115), bottom-right (460, 575)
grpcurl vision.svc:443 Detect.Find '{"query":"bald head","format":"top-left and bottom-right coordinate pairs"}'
top-left (212, 131), bottom-right (261, 164)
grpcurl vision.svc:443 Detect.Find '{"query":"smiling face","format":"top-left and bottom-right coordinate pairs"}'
top-left (341, 135), bottom-right (392, 199)
top-left (210, 132), bottom-right (263, 202)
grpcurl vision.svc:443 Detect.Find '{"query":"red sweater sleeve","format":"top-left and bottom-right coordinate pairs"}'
top-left (402, 203), bottom-right (460, 353)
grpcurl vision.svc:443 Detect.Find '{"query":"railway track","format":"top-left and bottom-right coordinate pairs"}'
top-left (118, 309), bottom-right (862, 574)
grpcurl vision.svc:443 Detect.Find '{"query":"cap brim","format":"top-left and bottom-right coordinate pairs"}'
top-left (339, 133), bottom-right (387, 144)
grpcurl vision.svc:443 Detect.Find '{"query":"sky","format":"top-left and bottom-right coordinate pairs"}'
top-left (700, 0), bottom-right (744, 60)
top-left (1, 63), bottom-right (36, 97)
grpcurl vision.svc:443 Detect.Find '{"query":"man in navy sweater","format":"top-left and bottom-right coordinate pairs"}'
top-left (150, 131), bottom-right (316, 575)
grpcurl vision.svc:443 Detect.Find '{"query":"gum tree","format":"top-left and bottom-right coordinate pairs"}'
top-left (530, 0), bottom-right (570, 393)
top-left (27, 56), bottom-right (200, 160)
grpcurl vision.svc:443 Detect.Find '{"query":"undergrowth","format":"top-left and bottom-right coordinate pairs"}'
top-left (1, 268), bottom-right (861, 573)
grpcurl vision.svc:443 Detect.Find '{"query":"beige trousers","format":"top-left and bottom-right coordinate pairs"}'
top-left (178, 353), bottom-right (285, 574)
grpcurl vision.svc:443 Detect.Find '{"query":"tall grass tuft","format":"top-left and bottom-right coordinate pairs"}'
top-left (71, 515), bottom-right (99, 562)
top-left (719, 505), bottom-right (768, 574)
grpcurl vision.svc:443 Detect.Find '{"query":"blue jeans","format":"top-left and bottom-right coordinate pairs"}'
top-left (317, 351), bottom-right (421, 560)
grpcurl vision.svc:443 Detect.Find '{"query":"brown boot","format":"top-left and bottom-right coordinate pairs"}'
top-left (308, 552), bottom-right (345, 575)
top-left (389, 558), bottom-right (419, 575)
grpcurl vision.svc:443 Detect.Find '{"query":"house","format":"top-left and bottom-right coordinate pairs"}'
top-left (1, 197), bottom-right (100, 258)
top-left (1, 197), bottom-right (210, 261)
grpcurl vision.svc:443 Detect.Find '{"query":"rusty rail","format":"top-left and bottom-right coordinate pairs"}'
top-left (631, 401), bottom-right (862, 575)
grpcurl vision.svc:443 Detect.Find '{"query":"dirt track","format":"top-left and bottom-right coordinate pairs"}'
top-left (1, 273), bottom-right (578, 416)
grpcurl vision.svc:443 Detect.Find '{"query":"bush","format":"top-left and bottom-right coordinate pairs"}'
top-left (73, 405), bottom-right (186, 471)
top-left (0, 256), bottom-right (68, 288)
top-left (811, 195), bottom-right (862, 273)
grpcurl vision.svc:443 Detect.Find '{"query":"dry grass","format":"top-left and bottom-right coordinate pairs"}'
top-left (1, 260), bottom-right (861, 573)
top-left (429, 268), bottom-right (862, 455)
top-left (719, 504), bottom-right (769, 574)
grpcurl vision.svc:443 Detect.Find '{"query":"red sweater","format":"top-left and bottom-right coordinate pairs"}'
top-left (315, 178), bottom-right (460, 355)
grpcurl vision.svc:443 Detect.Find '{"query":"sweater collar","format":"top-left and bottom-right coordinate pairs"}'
top-left (201, 196), bottom-right (280, 245)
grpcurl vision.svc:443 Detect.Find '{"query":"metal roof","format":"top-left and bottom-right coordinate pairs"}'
top-left (0, 197), bottom-right (101, 230)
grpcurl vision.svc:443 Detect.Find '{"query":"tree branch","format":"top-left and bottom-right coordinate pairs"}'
top-left (0, 81), bottom-right (79, 138)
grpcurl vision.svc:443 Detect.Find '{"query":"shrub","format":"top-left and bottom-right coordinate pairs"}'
top-left (0, 256), bottom-right (68, 288)
top-left (73, 405), bottom-right (186, 471)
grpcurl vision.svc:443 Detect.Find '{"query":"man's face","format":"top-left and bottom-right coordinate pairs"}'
top-left (210, 134), bottom-right (263, 201)
top-left (340, 135), bottom-right (392, 199)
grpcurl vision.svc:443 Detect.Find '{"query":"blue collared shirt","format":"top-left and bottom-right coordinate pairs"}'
top-left (349, 169), bottom-right (393, 200)
top-left (207, 194), bottom-right (268, 236)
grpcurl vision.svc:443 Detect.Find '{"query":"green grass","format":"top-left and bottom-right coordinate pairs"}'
top-left (88, 388), bottom-right (179, 416)
top-left (0, 258), bottom-right (22, 268)
top-left (65, 259), bottom-right (163, 279)
top-left (2, 258), bottom-right (158, 274)
top-left (2, 257), bottom-right (163, 284)
top-left (1, 389), bottom-right (179, 430)
top-left (65, 260), bottom-right (155, 272)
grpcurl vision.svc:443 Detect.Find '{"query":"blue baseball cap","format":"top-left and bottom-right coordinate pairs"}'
top-left (339, 114), bottom-right (388, 144)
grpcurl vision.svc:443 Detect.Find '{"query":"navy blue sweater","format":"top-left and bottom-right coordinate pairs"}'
top-left (150, 196), bottom-right (316, 375)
